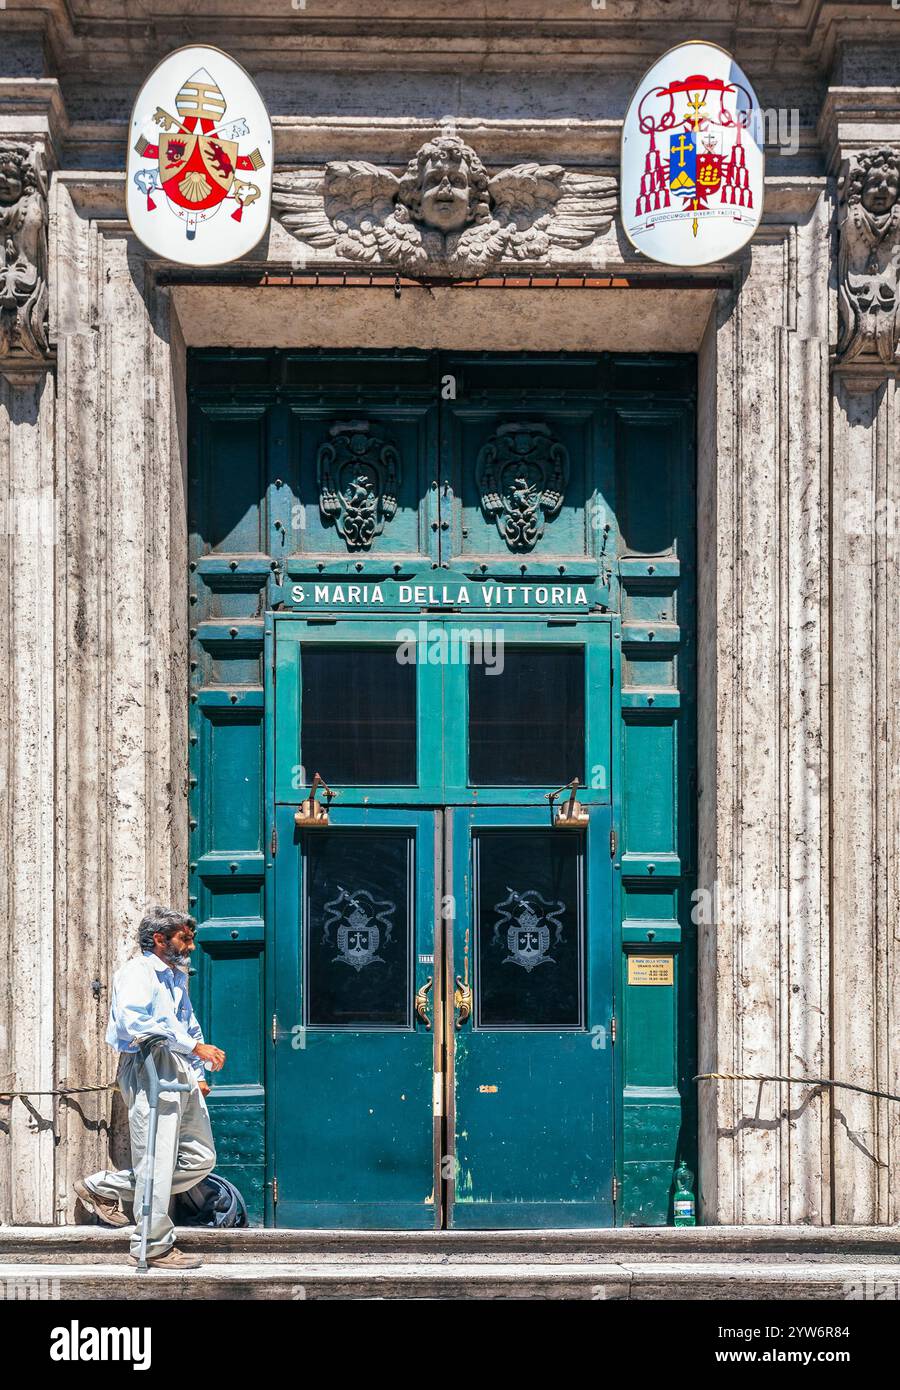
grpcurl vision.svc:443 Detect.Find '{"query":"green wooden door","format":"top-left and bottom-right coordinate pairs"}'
top-left (270, 617), bottom-right (443, 1228)
top-left (270, 615), bottom-right (615, 1227)
top-left (188, 349), bottom-right (696, 1228)
top-left (444, 618), bottom-right (615, 1225)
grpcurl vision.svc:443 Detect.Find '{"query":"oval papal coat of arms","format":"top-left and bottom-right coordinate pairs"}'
top-left (126, 46), bottom-right (273, 266)
top-left (621, 41), bottom-right (764, 267)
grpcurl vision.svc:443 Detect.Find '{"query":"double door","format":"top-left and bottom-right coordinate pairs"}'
top-left (269, 614), bottom-right (617, 1228)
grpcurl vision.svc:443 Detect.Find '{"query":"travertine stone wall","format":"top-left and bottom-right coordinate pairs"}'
top-left (49, 182), bottom-right (189, 1211)
top-left (831, 370), bottom-right (900, 1223)
top-left (697, 211), bottom-right (832, 1225)
top-left (0, 363), bottom-right (56, 1223)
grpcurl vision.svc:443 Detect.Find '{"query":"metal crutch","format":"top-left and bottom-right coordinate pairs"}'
top-left (134, 1034), bottom-right (194, 1273)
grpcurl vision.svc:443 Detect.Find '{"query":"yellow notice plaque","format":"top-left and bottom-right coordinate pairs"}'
top-left (628, 955), bottom-right (674, 986)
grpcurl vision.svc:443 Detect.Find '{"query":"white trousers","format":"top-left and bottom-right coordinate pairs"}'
top-left (84, 1047), bottom-right (216, 1258)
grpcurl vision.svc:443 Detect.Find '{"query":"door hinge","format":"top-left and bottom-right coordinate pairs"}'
top-left (612, 1175), bottom-right (619, 1204)
top-left (272, 1014), bottom-right (278, 1045)
top-left (609, 827), bottom-right (617, 858)
top-left (271, 825), bottom-right (278, 857)
top-left (610, 1015), bottom-right (617, 1045)
top-left (273, 1176), bottom-right (278, 1205)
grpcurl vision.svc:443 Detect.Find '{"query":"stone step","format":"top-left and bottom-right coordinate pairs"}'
top-left (2, 1225), bottom-right (900, 1266)
top-left (2, 1259), bottom-right (897, 1300)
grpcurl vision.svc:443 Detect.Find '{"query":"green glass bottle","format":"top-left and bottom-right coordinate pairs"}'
top-left (673, 1161), bottom-right (696, 1226)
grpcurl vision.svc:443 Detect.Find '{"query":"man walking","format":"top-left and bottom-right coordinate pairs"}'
top-left (75, 906), bottom-right (226, 1269)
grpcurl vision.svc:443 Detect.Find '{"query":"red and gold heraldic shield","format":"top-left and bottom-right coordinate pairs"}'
top-left (157, 133), bottom-right (239, 211)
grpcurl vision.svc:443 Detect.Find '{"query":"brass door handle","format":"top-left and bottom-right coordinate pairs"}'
top-left (454, 977), bottom-right (472, 1029)
top-left (454, 927), bottom-right (472, 1029)
top-left (415, 976), bottom-right (433, 1029)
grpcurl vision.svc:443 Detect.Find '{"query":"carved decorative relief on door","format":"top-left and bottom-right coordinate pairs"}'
top-left (476, 421), bottom-right (569, 551)
top-left (317, 420), bottom-right (401, 550)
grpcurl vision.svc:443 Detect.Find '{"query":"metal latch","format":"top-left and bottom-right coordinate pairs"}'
top-left (548, 778), bottom-right (589, 828)
top-left (294, 772), bottom-right (335, 828)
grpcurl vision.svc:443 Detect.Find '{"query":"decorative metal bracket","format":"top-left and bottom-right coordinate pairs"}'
top-left (294, 772), bottom-right (336, 828)
top-left (548, 778), bottom-right (589, 828)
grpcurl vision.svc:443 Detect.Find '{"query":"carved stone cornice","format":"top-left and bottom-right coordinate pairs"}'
top-left (818, 86), bottom-right (900, 174)
top-left (0, 80), bottom-right (66, 163)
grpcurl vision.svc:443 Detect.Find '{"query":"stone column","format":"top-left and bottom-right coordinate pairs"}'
top-left (830, 143), bottom-right (900, 1219)
top-left (50, 177), bottom-right (189, 1215)
top-left (698, 195), bottom-right (832, 1224)
top-left (0, 142), bottom-right (57, 1223)
top-left (831, 366), bottom-right (900, 1223)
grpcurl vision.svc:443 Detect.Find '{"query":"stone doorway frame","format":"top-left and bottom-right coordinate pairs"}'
top-left (4, 173), bottom-right (848, 1227)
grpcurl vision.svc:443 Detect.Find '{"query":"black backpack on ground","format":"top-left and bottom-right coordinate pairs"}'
top-left (175, 1174), bottom-right (249, 1228)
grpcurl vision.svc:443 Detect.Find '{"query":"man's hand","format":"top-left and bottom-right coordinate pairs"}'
top-left (193, 1042), bottom-right (226, 1072)
top-left (198, 1080), bottom-right (211, 1097)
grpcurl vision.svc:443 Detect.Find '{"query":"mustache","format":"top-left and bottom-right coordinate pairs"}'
top-left (162, 947), bottom-right (192, 967)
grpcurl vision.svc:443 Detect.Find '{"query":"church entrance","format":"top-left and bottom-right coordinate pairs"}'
top-left (188, 349), bottom-right (696, 1228)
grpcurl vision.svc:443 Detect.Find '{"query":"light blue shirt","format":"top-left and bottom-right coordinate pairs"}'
top-left (106, 952), bottom-right (206, 1079)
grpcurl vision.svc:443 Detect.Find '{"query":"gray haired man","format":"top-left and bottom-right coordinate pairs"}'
top-left (75, 907), bottom-right (226, 1269)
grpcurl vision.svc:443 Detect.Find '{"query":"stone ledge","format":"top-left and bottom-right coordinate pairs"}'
top-left (4, 1224), bottom-right (900, 1265)
top-left (1, 1259), bottom-right (896, 1301)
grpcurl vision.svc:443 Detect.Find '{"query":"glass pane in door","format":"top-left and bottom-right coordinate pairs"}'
top-left (474, 828), bottom-right (585, 1028)
top-left (303, 829), bottom-right (414, 1028)
top-left (301, 645), bottom-right (417, 785)
top-left (468, 646), bottom-right (584, 785)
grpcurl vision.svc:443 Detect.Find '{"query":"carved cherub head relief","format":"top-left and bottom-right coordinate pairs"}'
top-left (0, 146), bottom-right (38, 208)
top-left (863, 164), bottom-right (900, 217)
top-left (837, 145), bottom-right (900, 368)
top-left (397, 137), bottom-right (490, 234)
top-left (271, 134), bottom-right (616, 277)
top-left (0, 141), bottom-right (49, 360)
top-left (844, 147), bottom-right (900, 218)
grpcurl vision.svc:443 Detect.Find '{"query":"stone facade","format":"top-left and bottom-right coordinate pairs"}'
top-left (1, 0), bottom-right (899, 1227)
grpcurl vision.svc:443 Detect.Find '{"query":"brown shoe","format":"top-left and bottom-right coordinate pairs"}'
top-left (74, 1178), bottom-right (130, 1228)
top-left (130, 1247), bottom-right (203, 1270)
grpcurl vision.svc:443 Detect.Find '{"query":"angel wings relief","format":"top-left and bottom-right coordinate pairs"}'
top-left (126, 46), bottom-right (273, 267)
top-left (272, 136), bottom-right (616, 276)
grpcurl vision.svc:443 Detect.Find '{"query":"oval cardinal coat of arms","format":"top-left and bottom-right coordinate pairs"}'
top-left (126, 46), bottom-right (273, 266)
top-left (621, 41), bottom-right (764, 267)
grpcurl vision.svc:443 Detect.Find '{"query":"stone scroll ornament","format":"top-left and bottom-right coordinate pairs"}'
top-left (317, 421), bottom-right (401, 551)
top-left (272, 136), bottom-right (615, 276)
top-left (837, 147), bottom-right (900, 367)
top-left (0, 144), bottom-right (49, 360)
top-left (477, 421), bottom-right (569, 552)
